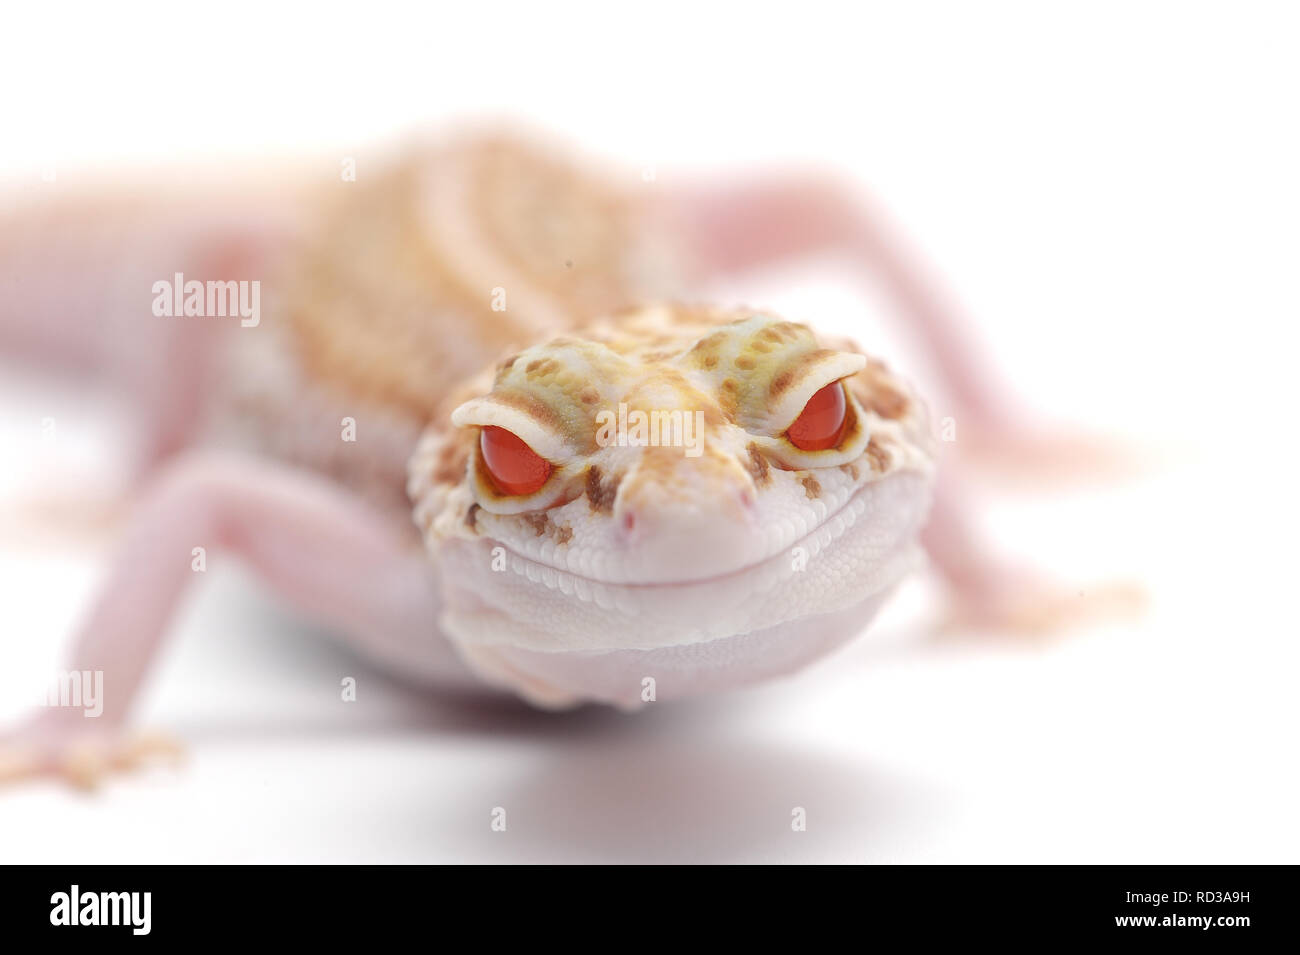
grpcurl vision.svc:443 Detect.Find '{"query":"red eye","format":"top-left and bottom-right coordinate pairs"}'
top-left (480, 426), bottom-right (552, 496)
top-left (787, 381), bottom-right (848, 451)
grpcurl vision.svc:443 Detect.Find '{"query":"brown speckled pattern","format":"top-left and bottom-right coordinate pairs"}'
top-left (212, 134), bottom-right (682, 515)
top-left (409, 305), bottom-right (934, 549)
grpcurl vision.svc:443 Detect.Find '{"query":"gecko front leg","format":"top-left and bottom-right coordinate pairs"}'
top-left (664, 177), bottom-right (1142, 630)
top-left (920, 472), bottom-right (1144, 637)
top-left (0, 451), bottom-right (467, 789)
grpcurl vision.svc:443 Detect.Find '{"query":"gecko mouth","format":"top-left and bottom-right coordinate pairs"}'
top-left (438, 469), bottom-right (932, 654)
top-left (490, 478), bottom-right (877, 592)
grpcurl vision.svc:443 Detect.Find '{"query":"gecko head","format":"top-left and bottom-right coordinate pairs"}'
top-left (408, 305), bottom-right (936, 708)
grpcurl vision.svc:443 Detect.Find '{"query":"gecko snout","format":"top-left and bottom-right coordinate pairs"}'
top-left (609, 446), bottom-right (761, 581)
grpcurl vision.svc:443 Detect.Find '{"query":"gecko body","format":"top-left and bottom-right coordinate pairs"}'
top-left (0, 129), bottom-right (1094, 785)
top-left (188, 138), bottom-right (937, 706)
top-left (208, 134), bottom-right (682, 516)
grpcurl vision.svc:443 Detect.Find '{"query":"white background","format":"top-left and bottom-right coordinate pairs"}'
top-left (0, 1), bottom-right (1297, 862)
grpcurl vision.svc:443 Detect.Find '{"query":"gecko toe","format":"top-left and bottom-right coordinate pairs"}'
top-left (0, 722), bottom-right (185, 791)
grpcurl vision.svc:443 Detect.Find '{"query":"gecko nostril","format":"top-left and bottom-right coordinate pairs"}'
top-left (622, 512), bottom-right (637, 534)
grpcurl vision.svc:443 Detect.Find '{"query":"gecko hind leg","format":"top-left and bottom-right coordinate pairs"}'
top-left (0, 196), bottom-right (298, 488)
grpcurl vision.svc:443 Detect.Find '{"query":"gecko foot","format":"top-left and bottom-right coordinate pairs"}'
top-left (939, 569), bottom-right (1146, 639)
top-left (2, 481), bottom-right (130, 546)
top-left (0, 716), bottom-right (184, 791)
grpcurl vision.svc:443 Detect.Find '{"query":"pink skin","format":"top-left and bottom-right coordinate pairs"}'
top-left (2, 452), bottom-right (472, 784)
top-left (0, 191), bottom-right (299, 469)
top-left (0, 168), bottom-right (1080, 784)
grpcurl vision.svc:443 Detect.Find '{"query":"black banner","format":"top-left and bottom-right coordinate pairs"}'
top-left (0, 865), bottom-right (1285, 942)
